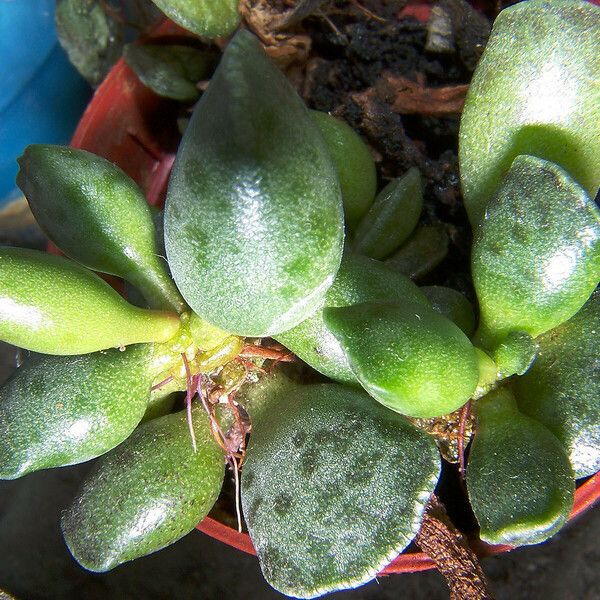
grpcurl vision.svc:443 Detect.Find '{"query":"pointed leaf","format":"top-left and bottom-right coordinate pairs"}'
top-left (62, 407), bottom-right (225, 572)
top-left (242, 383), bottom-right (440, 598)
top-left (467, 388), bottom-right (574, 546)
top-left (472, 155), bottom-right (600, 346)
top-left (275, 253), bottom-right (429, 384)
top-left (0, 248), bottom-right (180, 354)
top-left (17, 145), bottom-right (185, 312)
top-left (459, 0), bottom-right (600, 225)
top-left (353, 168), bottom-right (423, 259)
top-left (123, 43), bottom-right (218, 102)
top-left (513, 289), bottom-right (600, 478)
top-left (149, 0), bottom-right (240, 38)
top-left (0, 344), bottom-right (154, 479)
top-left (325, 301), bottom-right (479, 417)
top-left (165, 31), bottom-right (344, 337)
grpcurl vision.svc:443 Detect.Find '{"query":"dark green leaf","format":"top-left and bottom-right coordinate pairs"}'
top-left (467, 388), bottom-right (574, 546)
top-left (242, 383), bottom-right (439, 598)
top-left (421, 285), bottom-right (476, 337)
top-left (472, 155), bottom-right (600, 347)
top-left (123, 43), bottom-right (218, 102)
top-left (164, 31), bottom-right (344, 337)
top-left (55, 0), bottom-right (123, 87)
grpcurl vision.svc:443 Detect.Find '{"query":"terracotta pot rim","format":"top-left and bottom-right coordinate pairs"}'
top-left (69, 13), bottom-right (600, 576)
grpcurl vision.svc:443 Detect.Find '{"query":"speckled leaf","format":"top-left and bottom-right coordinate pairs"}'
top-left (275, 252), bottom-right (429, 385)
top-left (165, 31), bottom-right (343, 336)
top-left (17, 145), bottom-right (184, 312)
top-left (472, 155), bottom-right (600, 347)
top-left (421, 285), bottom-right (476, 337)
top-left (311, 110), bottom-right (377, 231)
top-left (62, 407), bottom-right (225, 572)
top-left (123, 44), bottom-right (217, 102)
top-left (353, 168), bottom-right (423, 259)
top-left (55, 0), bottom-right (123, 87)
top-left (513, 289), bottom-right (600, 478)
top-left (149, 0), bottom-right (240, 38)
top-left (0, 248), bottom-right (180, 355)
top-left (459, 0), bottom-right (600, 225)
top-left (467, 388), bottom-right (574, 546)
top-left (0, 344), bottom-right (154, 479)
top-left (242, 383), bottom-right (439, 598)
top-left (325, 301), bottom-right (479, 417)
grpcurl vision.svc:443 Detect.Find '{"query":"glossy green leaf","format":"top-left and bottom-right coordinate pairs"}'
top-left (353, 168), bottom-right (423, 259)
top-left (311, 110), bottom-right (377, 231)
top-left (149, 0), bottom-right (240, 38)
top-left (472, 155), bottom-right (600, 347)
top-left (0, 344), bottom-right (154, 479)
top-left (0, 248), bottom-right (181, 355)
top-left (62, 406), bottom-right (225, 572)
top-left (17, 145), bottom-right (185, 313)
top-left (513, 289), bottom-right (600, 478)
top-left (384, 224), bottom-right (449, 280)
top-left (123, 43), bottom-right (217, 102)
top-left (467, 388), bottom-right (574, 546)
top-left (55, 0), bottom-right (123, 87)
top-left (165, 31), bottom-right (344, 337)
top-left (421, 285), bottom-right (476, 337)
top-left (459, 0), bottom-right (600, 225)
top-left (275, 253), bottom-right (429, 384)
top-left (242, 382), bottom-right (439, 598)
top-left (325, 301), bottom-right (479, 417)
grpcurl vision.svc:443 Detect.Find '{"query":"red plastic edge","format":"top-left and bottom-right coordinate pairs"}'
top-left (69, 11), bottom-right (600, 576)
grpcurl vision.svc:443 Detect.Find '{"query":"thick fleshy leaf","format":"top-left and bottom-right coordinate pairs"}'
top-left (353, 168), bottom-right (423, 259)
top-left (149, 0), bottom-right (240, 38)
top-left (242, 382), bottom-right (439, 598)
top-left (472, 155), bottom-right (600, 347)
top-left (0, 248), bottom-right (180, 355)
top-left (513, 289), bottom-right (600, 478)
top-left (62, 407), bottom-right (225, 572)
top-left (17, 145), bottom-right (185, 312)
top-left (275, 253), bottom-right (429, 384)
top-left (55, 0), bottom-right (123, 87)
top-left (384, 224), bottom-right (449, 280)
top-left (311, 110), bottom-right (377, 231)
top-left (0, 344), bottom-right (154, 479)
top-left (325, 301), bottom-right (479, 417)
top-left (467, 388), bottom-right (574, 546)
top-left (165, 31), bottom-right (344, 337)
top-left (492, 331), bottom-right (538, 379)
top-left (123, 43), bottom-right (218, 102)
top-left (421, 285), bottom-right (476, 337)
top-left (459, 0), bottom-right (600, 225)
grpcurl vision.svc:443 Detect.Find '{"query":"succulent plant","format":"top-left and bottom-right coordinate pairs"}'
top-left (1, 1), bottom-right (599, 598)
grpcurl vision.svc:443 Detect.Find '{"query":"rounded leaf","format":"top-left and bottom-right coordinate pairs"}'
top-left (311, 110), bottom-right (377, 231)
top-left (325, 301), bottom-right (479, 417)
top-left (275, 253), bottom-right (429, 384)
top-left (149, 0), bottom-right (240, 38)
top-left (459, 0), bottom-right (600, 225)
top-left (62, 407), bottom-right (225, 572)
top-left (242, 383), bottom-right (439, 598)
top-left (165, 31), bottom-right (344, 336)
top-left (0, 247), bottom-right (180, 354)
top-left (472, 155), bottom-right (600, 346)
top-left (0, 344), bottom-right (153, 479)
top-left (421, 285), bottom-right (476, 337)
top-left (467, 388), bottom-right (574, 546)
